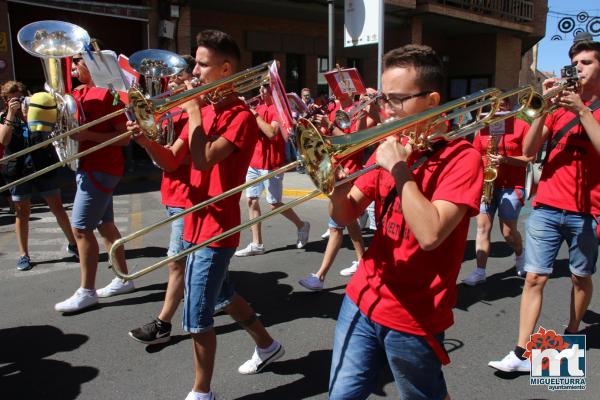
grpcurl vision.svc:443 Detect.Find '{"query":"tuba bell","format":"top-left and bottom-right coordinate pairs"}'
top-left (128, 49), bottom-right (188, 147)
top-left (17, 20), bottom-right (90, 171)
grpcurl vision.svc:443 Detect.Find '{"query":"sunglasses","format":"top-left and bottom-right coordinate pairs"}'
top-left (378, 91), bottom-right (432, 109)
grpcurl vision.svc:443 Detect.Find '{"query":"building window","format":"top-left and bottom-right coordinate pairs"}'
top-left (252, 51), bottom-right (274, 67)
top-left (318, 57), bottom-right (329, 72)
top-left (448, 76), bottom-right (491, 99)
top-left (317, 56), bottom-right (329, 96)
top-left (286, 53), bottom-right (305, 96)
top-left (347, 58), bottom-right (362, 76)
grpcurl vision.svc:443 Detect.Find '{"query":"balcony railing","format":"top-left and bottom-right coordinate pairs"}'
top-left (430, 0), bottom-right (534, 22)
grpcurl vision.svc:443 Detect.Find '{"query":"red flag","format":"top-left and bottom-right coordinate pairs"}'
top-left (268, 61), bottom-right (295, 141)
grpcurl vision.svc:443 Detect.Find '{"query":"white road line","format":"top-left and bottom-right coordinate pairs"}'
top-left (32, 227), bottom-right (129, 233)
top-left (31, 216), bottom-right (129, 224)
top-left (0, 262), bottom-right (79, 281)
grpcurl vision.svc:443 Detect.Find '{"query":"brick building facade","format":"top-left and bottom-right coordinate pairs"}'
top-left (0, 0), bottom-right (547, 99)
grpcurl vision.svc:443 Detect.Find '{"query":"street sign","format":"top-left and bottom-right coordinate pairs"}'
top-left (344, 0), bottom-right (381, 47)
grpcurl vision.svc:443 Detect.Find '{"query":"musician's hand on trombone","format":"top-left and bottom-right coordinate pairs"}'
top-left (126, 120), bottom-right (149, 146)
top-left (556, 89), bottom-right (586, 115)
top-left (376, 136), bottom-right (412, 173)
top-left (180, 79), bottom-right (205, 115)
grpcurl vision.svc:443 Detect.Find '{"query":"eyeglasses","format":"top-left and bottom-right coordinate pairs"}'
top-left (378, 91), bottom-right (432, 109)
top-left (72, 57), bottom-right (82, 64)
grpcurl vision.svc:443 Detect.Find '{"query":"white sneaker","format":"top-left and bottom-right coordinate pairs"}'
top-left (298, 273), bottom-right (324, 291)
top-left (96, 277), bottom-right (135, 298)
top-left (238, 341), bottom-right (285, 374)
top-left (462, 268), bottom-right (486, 286)
top-left (340, 260), bottom-right (359, 276)
top-left (55, 288), bottom-right (98, 313)
top-left (296, 222), bottom-right (310, 249)
top-left (488, 351), bottom-right (531, 372)
top-left (235, 242), bottom-right (265, 257)
top-left (515, 251), bottom-right (526, 277)
top-left (184, 391), bottom-right (215, 400)
top-left (321, 229), bottom-right (330, 239)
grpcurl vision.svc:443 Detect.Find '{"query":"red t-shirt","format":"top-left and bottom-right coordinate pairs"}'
top-left (249, 104), bottom-right (285, 170)
top-left (329, 101), bottom-right (363, 174)
top-left (72, 86), bottom-right (127, 176)
top-left (473, 117), bottom-right (529, 188)
top-left (160, 110), bottom-right (191, 208)
top-left (346, 139), bottom-right (482, 336)
top-left (182, 99), bottom-right (259, 247)
top-left (534, 104), bottom-right (600, 214)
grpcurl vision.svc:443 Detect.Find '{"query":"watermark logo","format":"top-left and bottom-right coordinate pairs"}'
top-left (526, 327), bottom-right (586, 391)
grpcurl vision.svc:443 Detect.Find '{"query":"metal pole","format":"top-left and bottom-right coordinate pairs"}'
top-left (328, 0), bottom-right (335, 95)
top-left (377, 0), bottom-right (384, 90)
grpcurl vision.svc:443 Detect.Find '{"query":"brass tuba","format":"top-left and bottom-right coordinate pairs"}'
top-left (128, 49), bottom-right (188, 147)
top-left (17, 20), bottom-right (90, 171)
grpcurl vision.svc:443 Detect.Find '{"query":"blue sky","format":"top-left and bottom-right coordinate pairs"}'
top-left (537, 0), bottom-right (600, 74)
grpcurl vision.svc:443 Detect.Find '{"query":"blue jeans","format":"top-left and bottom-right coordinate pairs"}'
top-left (165, 206), bottom-right (185, 257)
top-left (329, 296), bottom-right (447, 400)
top-left (182, 243), bottom-right (236, 333)
top-left (525, 205), bottom-right (598, 276)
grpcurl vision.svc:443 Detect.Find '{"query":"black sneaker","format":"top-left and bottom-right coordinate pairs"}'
top-left (128, 319), bottom-right (172, 345)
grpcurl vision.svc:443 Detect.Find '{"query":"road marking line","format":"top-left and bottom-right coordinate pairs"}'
top-left (33, 227), bottom-right (129, 233)
top-left (130, 193), bottom-right (143, 248)
top-left (31, 216), bottom-right (128, 224)
top-left (0, 262), bottom-right (78, 281)
top-left (282, 188), bottom-right (328, 200)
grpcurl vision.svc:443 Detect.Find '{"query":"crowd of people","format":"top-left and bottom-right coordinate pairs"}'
top-left (2, 26), bottom-right (599, 400)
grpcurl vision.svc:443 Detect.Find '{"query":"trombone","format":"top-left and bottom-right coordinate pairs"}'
top-left (109, 84), bottom-right (550, 281)
top-left (334, 92), bottom-right (383, 130)
top-left (0, 61), bottom-right (273, 193)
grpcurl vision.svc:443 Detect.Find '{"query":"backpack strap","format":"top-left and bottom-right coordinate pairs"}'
top-left (540, 98), bottom-right (600, 166)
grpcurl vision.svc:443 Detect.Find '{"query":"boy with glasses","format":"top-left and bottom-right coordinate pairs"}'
top-left (327, 44), bottom-right (483, 399)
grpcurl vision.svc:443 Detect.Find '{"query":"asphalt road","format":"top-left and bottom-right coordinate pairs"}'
top-left (0, 169), bottom-right (598, 400)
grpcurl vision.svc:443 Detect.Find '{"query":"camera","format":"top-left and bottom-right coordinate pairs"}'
top-left (561, 65), bottom-right (579, 80)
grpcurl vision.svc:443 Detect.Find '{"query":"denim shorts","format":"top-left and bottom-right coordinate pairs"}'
top-left (71, 171), bottom-right (120, 230)
top-left (329, 296), bottom-right (447, 400)
top-left (328, 217), bottom-right (345, 230)
top-left (244, 167), bottom-right (284, 204)
top-left (525, 206), bottom-right (598, 277)
top-left (165, 206), bottom-right (185, 257)
top-left (182, 242), bottom-right (236, 333)
top-left (480, 187), bottom-right (525, 220)
top-left (9, 174), bottom-right (61, 202)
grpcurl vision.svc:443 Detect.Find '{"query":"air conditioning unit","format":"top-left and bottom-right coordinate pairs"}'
top-left (159, 20), bottom-right (176, 39)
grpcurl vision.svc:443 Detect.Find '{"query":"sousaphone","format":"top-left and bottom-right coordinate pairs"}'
top-left (18, 20), bottom-right (91, 171)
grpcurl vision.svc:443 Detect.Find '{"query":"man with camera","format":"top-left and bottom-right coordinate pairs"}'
top-left (489, 40), bottom-right (600, 372)
top-left (0, 81), bottom-right (77, 271)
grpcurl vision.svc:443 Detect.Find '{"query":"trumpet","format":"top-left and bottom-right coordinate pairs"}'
top-left (108, 84), bottom-right (550, 281)
top-left (334, 92), bottom-right (382, 130)
top-left (0, 61), bottom-right (273, 193)
top-left (520, 65), bottom-right (580, 120)
top-left (244, 93), bottom-right (263, 109)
